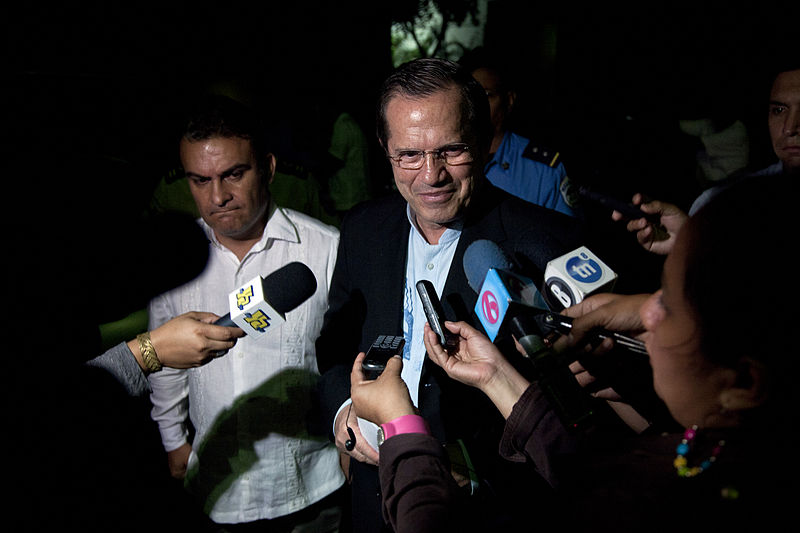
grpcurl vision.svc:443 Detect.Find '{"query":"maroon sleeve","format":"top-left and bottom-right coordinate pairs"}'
top-left (499, 383), bottom-right (579, 488)
top-left (378, 433), bottom-right (464, 533)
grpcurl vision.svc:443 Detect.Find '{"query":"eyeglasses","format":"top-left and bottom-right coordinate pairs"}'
top-left (386, 143), bottom-right (473, 170)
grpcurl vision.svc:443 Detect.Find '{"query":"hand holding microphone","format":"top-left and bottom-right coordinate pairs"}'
top-left (558, 293), bottom-right (649, 348)
top-left (145, 312), bottom-right (245, 369)
top-left (126, 312), bottom-right (245, 374)
top-left (610, 193), bottom-right (688, 256)
top-left (214, 261), bottom-right (317, 340)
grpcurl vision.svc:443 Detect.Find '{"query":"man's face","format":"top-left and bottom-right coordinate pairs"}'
top-left (180, 136), bottom-right (274, 244)
top-left (384, 87), bottom-right (479, 243)
top-left (768, 69), bottom-right (800, 173)
top-left (471, 67), bottom-right (513, 138)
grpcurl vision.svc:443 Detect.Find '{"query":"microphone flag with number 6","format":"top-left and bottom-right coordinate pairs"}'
top-left (463, 240), bottom-right (549, 342)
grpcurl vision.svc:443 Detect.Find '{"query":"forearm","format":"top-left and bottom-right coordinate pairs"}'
top-left (379, 433), bottom-right (464, 533)
top-left (147, 368), bottom-right (191, 451)
top-left (85, 342), bottom-right (151, 397)
top-left (480, 361), bottom-right (532, 420)
top-left (499, 383), bottom-right (580, 488)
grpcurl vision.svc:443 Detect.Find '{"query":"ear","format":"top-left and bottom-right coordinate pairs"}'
top-left (718, 357), bottom-right (769, 412)
top-left (264, 153), bottom-right (276, 186)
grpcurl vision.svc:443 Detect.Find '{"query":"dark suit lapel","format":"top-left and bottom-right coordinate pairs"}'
top-left (441, 183), bottom-right (509, 323)
top-left (371, 196), bottom-right (412, 331)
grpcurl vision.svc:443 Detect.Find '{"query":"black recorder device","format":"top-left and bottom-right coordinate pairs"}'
top-left (416, 280), bottom-right (458, 351)
top-left (362, 335), bottom-right (405, 380)
top-left (577, 185), bottom-right (661, 224)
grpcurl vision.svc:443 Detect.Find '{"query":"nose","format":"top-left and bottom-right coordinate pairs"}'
top-left (210, 179), bottom-right (233, 206)
top-left (784, 107), bottom-right (799, 136)
top-left (419, 152), bottom-right (448, 183)
top-left (640, 290), bottom-right (664, 333)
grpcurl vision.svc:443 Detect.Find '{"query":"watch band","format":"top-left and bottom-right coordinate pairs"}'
top-left (377, 414), bottom-right (430, 446)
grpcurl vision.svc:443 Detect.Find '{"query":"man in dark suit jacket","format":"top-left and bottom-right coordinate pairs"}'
top-left (316, 58), bottom-right (584, 532)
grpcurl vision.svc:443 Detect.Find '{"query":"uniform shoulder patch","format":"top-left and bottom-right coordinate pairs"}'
top-left (559, 175), bottom-right (580, 208)
top-left (522, 141), bottom-right (561, 168)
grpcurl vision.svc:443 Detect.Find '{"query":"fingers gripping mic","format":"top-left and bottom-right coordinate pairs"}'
top-left (464, 240), bottom-right (595, 429)
top-left (214, 262), bottom-right (317, 337)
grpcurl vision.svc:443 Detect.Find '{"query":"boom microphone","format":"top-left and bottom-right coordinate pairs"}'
top-left (214, 262), bottom-right (317, 338)
top-left (464, 240), bottom-right (595, 429)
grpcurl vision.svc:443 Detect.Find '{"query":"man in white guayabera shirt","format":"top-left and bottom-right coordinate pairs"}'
top-left (147, 94), bottom-right (344, 531)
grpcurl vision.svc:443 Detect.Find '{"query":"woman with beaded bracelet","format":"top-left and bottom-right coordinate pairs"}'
top-left (350, 174), bottom-right (797, 532)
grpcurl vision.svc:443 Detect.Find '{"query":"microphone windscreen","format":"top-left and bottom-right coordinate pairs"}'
top-left (261, 262), bottom-right (317, 314)
top-left (463, 239), bottom-right (514, 293)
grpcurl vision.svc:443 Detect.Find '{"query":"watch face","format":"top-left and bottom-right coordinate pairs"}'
top-left (377, 427), bottom-right (385, 447)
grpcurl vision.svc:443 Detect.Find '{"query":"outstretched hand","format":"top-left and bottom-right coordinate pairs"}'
top-left (424, 321), bottom-right (530, 419)
top-left (558, 293), bottom-right (649, 350)
top-left (556, 294), bottom-right (653, 433)
top-left (131, 311), bottom-right (245, 372)
top-left (612, 193), bottom-right (688, 255)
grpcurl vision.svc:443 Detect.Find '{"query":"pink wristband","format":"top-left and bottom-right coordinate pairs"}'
top-left (377, 414), bottom-right (431, 446)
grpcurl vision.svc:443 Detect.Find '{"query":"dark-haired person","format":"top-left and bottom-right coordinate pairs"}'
top-left (146, 95), bottom-right (345, 531)
top-left (460, 47), bottom-right (578, 216)
top-left (315, 57), bottom-right (584, 532)
top-left (351, 174), bottom-right (796, 532)
top-left (615, 65), bottom-right (799, 255)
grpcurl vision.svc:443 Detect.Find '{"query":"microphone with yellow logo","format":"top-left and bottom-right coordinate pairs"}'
top-left (214, 262), bottom-right (317, 338)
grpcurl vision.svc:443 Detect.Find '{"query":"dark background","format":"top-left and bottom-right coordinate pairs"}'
top-left (4, 3), bottom-right (797, 527)
top-left (5, 2), bottom-right (797, 214)
top-left (5, 1), bottom-right (799, 295)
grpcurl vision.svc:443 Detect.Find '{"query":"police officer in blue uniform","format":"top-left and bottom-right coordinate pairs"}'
top-left (485, 130), bottom-right (577, 216)
top-left (466, 50), bottom-right (579, 216)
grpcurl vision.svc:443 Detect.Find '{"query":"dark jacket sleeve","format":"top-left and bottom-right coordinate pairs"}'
top-left (379, 434), bottom-right (466, 533)
top-left (499, 383), bottom-right (580, 488)
top-left (315, 195), bottom-right (409, 436)
top-left (376, 384), bottom-right (580, 532)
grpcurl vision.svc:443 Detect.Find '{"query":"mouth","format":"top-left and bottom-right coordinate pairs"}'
top-left (211, 207), bottom-right (238, 216)
top-left (416, 188), bottom-right (456, 204)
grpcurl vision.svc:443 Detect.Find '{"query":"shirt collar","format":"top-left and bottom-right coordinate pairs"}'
top-left (485, 131), bottom-right (512, 170)
top-left (405, 203), bottom-right (462, 245)
top-left (199, 200), bottom-right (300, 254)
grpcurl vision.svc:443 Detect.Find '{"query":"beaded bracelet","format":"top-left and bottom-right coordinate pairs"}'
top-left (673, 425), bottom-right (725, 478)
top-left (137, 332), bottom-right (163, 373)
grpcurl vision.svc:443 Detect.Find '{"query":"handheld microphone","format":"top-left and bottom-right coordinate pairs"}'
top-left (509, 314), bottom-right (595, 430)
top-left (542, 246), bottom-right (617, 311)
top-left (464, 240), bottom-right (549, 342)
top-left (463, 240), bottom-right (595, 429)
top-left (577, 185), bottom-right (661, 224)
top-left (464, 240), bottom-right (645, 355)
top-left (214, 262), bottom-right (317, 338)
